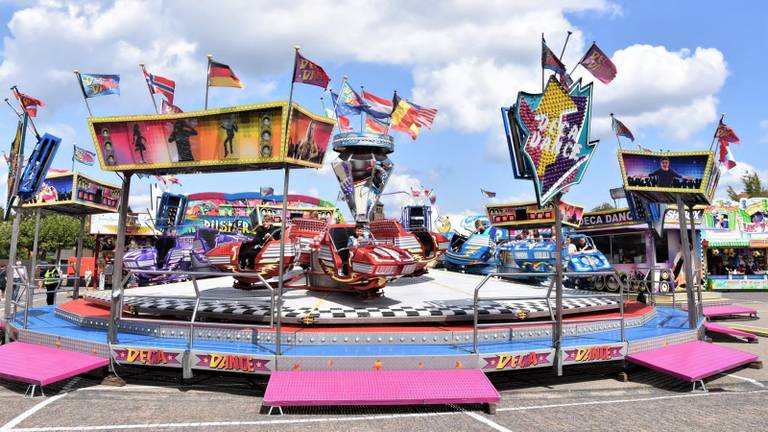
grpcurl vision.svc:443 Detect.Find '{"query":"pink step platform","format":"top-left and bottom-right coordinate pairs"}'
top-left (0, 342), bottom-right (108, 397)
top-left (626, 341), bottom-right (759, 391)
top-left (703, 305), bottom-right (758, 319)
top-left (704, 322), bottom-right (758, 343)
top-left (263, 369), bottom-right (500, 414)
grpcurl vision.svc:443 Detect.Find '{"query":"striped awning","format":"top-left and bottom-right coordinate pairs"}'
top-left (706, 240), bottom-right (750, 248)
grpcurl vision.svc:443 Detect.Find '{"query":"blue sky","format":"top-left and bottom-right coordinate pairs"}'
top-left (0, 0), bottom-right (764, 222)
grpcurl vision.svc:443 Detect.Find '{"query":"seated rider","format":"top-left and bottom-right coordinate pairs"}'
top-left (342, 224), bottom-right (368, 275)
top-left (574, 237), bottom-right (594, 253)
top-left (241, 215), bottom-right (281, 269)
top-left (474, 220), bottom-right (487, 235)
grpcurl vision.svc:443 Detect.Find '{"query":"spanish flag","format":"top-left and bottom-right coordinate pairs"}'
top-left (390, 94), bottom-right (420, 140)
top-left (208, 60), bottom-right (244, 88)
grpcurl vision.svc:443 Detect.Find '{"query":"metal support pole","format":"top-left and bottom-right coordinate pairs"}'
top-left (275, 166), bottom-right (289, 356)
top-left (72, 215), bottom-right (86, 300)
top-left (688, 205), bottom-right (704, 317)
top-left (4, 207), bottom-right (22, 342)
top-left (675, 196), bottom-right (698, 329)
top-left (553, 194), bottom-right (564, 376)
top-left (30, 209), bottom-right (41, 280)
top-left (108, 173), bottom-right (132, 344)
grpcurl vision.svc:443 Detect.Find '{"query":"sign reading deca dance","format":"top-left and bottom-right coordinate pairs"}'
top-left (504, 76), bottom-right (597, 205)
top-left (562, 343), bottom-right (626, 365)
top-left (88, 102), bottom-right (335, 173)
top-left (194, 353), bottom-right (270, 372)
top-left (112, 346), bottom-right (182, 366)
top-left (580, 208), bottom-right (636, 229)
top-left (483, 350), bottom-right (554, 370)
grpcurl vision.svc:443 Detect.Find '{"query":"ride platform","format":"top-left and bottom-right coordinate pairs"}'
top-left (704, 322), bottom-right (758, 343)
top-left (262, 369), bottom-right (500, 415)
top-left (702, 305), bottom-right (758, 319)
top-left (626, 341), bottom-right (760, 391)
top-left (4, 271), bottom-right (706, 380)
top-left (0, 342), bottom-right (108, 397)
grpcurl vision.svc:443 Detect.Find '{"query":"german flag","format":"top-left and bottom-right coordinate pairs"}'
top-left (208, 60), bottom-right (244, 88)
top-left (390, 94), bottom-right (420, 140)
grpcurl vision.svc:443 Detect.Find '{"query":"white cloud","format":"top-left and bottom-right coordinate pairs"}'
top-left (760, 119), bottom-right (768, 143)
top-left (128, 193), bottom-right (151, 212)
top-left (714, 159), bottom-right (768, 201)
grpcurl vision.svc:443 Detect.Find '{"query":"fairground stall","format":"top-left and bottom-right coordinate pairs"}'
top-left (89, 212), bottom-right (160, 288)
top-left (577, 205), bottom-right (705, 292)
top-left (702, 197), bottom-right (768, 290)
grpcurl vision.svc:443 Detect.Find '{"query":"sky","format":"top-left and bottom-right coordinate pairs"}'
top-left (0, 0), bottom-right (765, 223)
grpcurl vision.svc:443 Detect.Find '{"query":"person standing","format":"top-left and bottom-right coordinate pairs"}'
top-left (12, 261), bottom-right (27, 301)
top-left (43, 265), bottom-right (61, 306)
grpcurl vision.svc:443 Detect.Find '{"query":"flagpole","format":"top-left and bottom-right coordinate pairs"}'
top-left (73, 70), bottom-right (94, 117)
top-left (275, 45), bottom-right (301, 357)
top-left (204, 54), bottom-right (212, 110)
top-left (541, 33), bottom-right (546, 92)
top-left (10, 86), bottom-right (40, 139)
top-left (139, 64), bottom-right (160, 114)
top-left (4, 98), bottom-right (22, 119)
top-left (71, 145), bottom-right (76, 172)
top-left (567, 41), bottom-right (592, 78)
top-left (331, 75), bottom-right (348, 135)
top-left (360, 85), bottom-right (365, 133)
top-left (708, 113), bottom-right (726, 152)
top-left (559, 31), bottom-right (573, 60)
top-left (386, 90), bottom-right (396, 135)
top-left (610, 113), bottom-right (623, 151)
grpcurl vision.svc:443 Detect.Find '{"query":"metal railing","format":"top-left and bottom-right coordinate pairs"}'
top-left (472, 270), bottom-right (627, 361)
top-left (11, 264), bottom-right (79, 329)
top-left (113, 269), bottom-right (279, 377)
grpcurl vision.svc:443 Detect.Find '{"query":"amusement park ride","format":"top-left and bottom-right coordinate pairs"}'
top-left (0, 45), bottom-right (759, 411)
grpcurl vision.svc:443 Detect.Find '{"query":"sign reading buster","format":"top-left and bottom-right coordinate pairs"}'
top-left (619, 150), bottom-right (719, 205)
top-left (89, 102), bottom-right (335, 173)
top-left (486, 200), bottom-right (584, 229)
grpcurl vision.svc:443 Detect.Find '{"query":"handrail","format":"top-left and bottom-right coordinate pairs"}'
top-left (472, 269), bottom-right (627, 362)
top-left (113, 269), bottom-right (281, 366)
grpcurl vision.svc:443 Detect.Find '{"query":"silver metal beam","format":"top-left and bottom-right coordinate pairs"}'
top-left (108, 173), bottom-right (131, 344)
top-left (72, 215), bottom-right (86, 299)
top-left (675, 196), bottom-right (698, 329)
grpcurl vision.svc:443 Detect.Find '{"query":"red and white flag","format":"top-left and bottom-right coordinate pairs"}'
top-left (162, 100), bottom-right (183, 114)
top-left (14, 90), bottom-right (45, 117)
top-left (365, 116), bottom-right (387, 134)
top-left (142, 67), bottom-right (176, 104)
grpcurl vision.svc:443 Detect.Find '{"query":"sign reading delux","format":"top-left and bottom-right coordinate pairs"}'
top-left (580, 208), bottom-right (636, 229)
top-left (482, 349), bottom-right (554, 371)
top-left (561, 343), bottom-right (626, 365)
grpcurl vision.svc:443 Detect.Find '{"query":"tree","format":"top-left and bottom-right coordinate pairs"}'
top-left (0, 212), bottom-right (95, 260)
top-left (727, 171), bottom-right (768, 201)
top-left (590, 202), bottom-right (615, 212)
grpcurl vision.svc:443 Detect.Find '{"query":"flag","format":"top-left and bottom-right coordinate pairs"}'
top-left (260, 186), bottom-right (274, 197)
top-left (365, 116), bottom-right (387, 134)
top-left (715, 121), bottom-right (739, 144)
top-left (143, 68), bottom-right (176, 104)
top-left (390, 94), bottom-right (421, 140)
top-left (78, 73), bottom-right (121, 98)
top-left (362, 90), bottom-right (394, 120)
top-left (13, 90), bottom-right (45, 117)
top-left (48, 168), bottom-right (68, 174)
top-left (337, 115), bottom-right (353, 132)
top-left (481, 189), bottom-right (496, 198)
top-left (162, 100), bottom-right (184, 114)
top-left (423, 188), bottom-right (431, 196)
top-left (333, 82), bottom-right (366, 116)
top-left (716, 120), bottom-right (739, 170)
top-left (542, 38), bottom-right (566, 75)
top-left (429, 192), bottom-right (437, 205)
top-left (166, 176), bottom-right (181, 186)
top-left (208, 60), bottom-right (244, 88)
top-left (560, 72), bottom-right (574, 88)
top-left (73, 145), bottom-right (96, 166)
top-left (413, 102), bottom-right (438, 129)
top-left (293, 52), bottom-right (331, 89)
top-left (579, 43), bottom-right (617, 84)
top-left (411, 188), bottom-right (421, 198)
top-left (611, 116), bottom-right (635, 141)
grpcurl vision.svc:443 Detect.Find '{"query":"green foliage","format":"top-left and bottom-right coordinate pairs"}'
top-left (0, 211), bottom-right (94, 259)
top-left (590, 202), bottom-right (615, 212)
top-left (726, 171), bottom-right (768, 201)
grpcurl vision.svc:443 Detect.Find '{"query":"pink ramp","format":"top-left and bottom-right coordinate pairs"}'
top-left (627, 341), bottom-right (758, 382)
top-left (264, 369), bottom-right (500, 407)
top-left (0, 342), bottom-right (108, 386)
top-left (704, 322), bottom-right (758, 343)
top-left (703, 305), bottom-right (757, 319)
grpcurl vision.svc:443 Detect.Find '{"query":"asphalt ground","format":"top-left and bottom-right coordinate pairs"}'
top-left (0, 289), bottom-right (765, 431)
